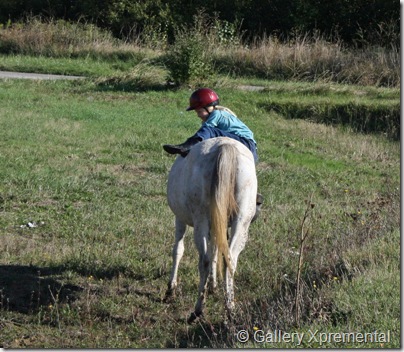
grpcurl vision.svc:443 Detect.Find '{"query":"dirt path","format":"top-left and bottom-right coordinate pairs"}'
top-left (0, 71), bottom-right (84, 80)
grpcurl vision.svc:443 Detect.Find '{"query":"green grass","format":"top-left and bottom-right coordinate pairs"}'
top-left (0, 54), bottom-right (150, 77)
top-left (0, 78), bottom-right (400, 348)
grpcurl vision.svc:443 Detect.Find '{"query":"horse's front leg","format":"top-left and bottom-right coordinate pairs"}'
top-left (188, 222), bottom-right (210, 323)
top-left (164, 218), bottom-right (186, 302)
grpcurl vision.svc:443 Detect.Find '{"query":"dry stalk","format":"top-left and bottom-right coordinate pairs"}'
top-left (294, 193), bottom-right (315, 326)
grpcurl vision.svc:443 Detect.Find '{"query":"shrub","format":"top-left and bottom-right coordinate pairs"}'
top-left (165, 14), bottom-right (214, 86)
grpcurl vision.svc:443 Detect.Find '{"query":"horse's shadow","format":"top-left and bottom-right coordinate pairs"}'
top-left (0, 264), bottom-right (82, 314)
top-left (0, 264), bottom-right (164, 315)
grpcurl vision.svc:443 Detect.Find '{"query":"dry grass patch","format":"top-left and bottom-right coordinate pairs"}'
top-left (213, 34), bottom-right (399, 87)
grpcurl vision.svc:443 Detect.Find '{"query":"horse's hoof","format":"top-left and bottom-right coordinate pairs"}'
top-left (208, 286), bottom-right (216, 295)
top-left (163, 295), bottom-right (173, 304)
top-left (163, 287), bottom-right (175, 303)
top-left (187, 311), bottom-right (203, 324)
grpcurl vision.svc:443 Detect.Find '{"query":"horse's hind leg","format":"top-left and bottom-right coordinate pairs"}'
top-left (188, 221), bottom-right (210, 323)
top-left (208, 244), bottom-right (218, 293)
top-left (164, 218), bottom-right (186, 302)
top-left (225, 220), bottom-right (251, 314)
top-left (208, 226), bottom-right (230, 293)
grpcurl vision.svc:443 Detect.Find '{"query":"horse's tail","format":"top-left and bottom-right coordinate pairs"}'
top-left (210, 143), bottom-right (238, 277)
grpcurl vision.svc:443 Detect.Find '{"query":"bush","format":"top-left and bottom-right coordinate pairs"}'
top-left (165, 14), bottom-right (214, 86)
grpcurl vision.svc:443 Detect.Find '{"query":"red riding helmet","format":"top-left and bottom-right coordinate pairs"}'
top-left (186, 88), bottom-right (219, 111)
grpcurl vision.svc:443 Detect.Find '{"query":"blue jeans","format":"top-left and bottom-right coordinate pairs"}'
top-left (194, 126), bottom-right (258, 163)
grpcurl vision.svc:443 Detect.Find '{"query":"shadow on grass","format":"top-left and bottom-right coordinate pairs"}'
top-left (261, 101), bottom-right (400, 140)
top-left (94, 80), bottom-right (172, 93)
top-left (0, 264), bottom-right (82, 314)
top-left (0, 263), bottom-right (163, 316)
top-left (165, 319), bottom-right (234, 348)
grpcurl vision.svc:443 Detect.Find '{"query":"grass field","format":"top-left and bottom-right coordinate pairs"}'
top-left (0, 72), bottom-right (400, 348)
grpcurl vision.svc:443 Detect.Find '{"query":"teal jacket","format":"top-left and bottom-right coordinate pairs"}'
top-left (202, 108), bottom-right (256, 144)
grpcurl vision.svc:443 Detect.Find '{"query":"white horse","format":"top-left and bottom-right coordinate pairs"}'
top-left (164, 137), bottom-right (258, 322)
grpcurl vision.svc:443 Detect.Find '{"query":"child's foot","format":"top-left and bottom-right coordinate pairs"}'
top-left (163, 136), bottom-right (202, 157)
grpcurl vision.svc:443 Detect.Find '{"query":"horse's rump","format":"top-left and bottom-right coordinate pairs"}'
top-left (167, 137), bottom-right (254, 227)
